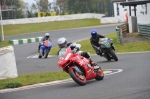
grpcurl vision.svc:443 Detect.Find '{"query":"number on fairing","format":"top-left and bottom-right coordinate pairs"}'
top-left (65, 53), bottom-right (71, 60)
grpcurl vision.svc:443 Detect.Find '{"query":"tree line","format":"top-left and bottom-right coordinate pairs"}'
top-left (0, 0), bottom-right (113, 19)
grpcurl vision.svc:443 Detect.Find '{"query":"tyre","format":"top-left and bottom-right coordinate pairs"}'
top-left (105, 52), bottom-right (111, 61)
top-left (38, 52), bottom-right (42, 58)
top-left (44, 49), bottom-right (50, 58)
top-left (95, 69), bottom-right (104, 81)
top-left (69, 68), bottom-right (86, 86)
top-left (110, 50), bottom-right (118, 61)
top-left (38, 55), bottom-right (42, 58)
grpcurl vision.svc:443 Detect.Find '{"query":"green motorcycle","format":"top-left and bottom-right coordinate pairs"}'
top-left (98, 38), bottom-right (118, 61)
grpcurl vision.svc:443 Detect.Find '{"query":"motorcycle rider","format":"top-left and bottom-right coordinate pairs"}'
top-left (57, 37), bottom-right (99, 70)
top-left (38, 33), bottom-right (52, 52)
top-left (90, 29), bottom-right (106, 56)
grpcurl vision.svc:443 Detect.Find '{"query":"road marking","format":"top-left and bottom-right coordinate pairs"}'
top-left (27, 53), bottom-right (57, 58)
top-left (0, 69), bottom-right (123, 93)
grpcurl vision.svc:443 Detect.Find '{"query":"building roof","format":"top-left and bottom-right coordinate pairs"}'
top-left (120, 0), bottom-right (150, 6)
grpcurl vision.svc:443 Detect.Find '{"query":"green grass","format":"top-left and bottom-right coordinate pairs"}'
top-left (50, 32), bottom-right (150, 54)
top-left (0, 40), bottom-right (11, 48)
top-left (0, 72), bottom-right (70, 89)
top-left (0, 18), bottom-right (100, 36)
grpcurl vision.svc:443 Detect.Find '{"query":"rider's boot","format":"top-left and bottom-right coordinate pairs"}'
top-left (89, 58), bottom-right (99, 70)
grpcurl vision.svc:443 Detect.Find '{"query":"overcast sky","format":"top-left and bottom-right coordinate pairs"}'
top-left (23, 0), bottom-right (53, 5)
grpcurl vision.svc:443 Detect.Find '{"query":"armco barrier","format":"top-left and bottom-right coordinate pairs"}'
top-left (138, 24), bottom-right (150, 39)
top-left (9, 37), bottom-right (42, 45)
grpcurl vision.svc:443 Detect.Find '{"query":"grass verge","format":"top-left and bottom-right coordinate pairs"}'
top-left (0, 18), bottom-right (100, 36)
top-left (0, 41), bottom-right (11, 48)
top-left (0, 72), bottom-right (70, 89)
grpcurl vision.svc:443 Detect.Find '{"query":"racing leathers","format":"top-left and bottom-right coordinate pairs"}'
top-left (38, 36), bottom-right (52, 52)
top-left (90, 34), bottom-right (105, 56)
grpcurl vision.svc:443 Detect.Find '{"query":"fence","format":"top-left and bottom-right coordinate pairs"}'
top-left (138, 24), bottom-right (150, 39)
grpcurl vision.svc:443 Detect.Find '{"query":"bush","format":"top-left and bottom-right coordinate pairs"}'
top-left (6, 82), bottom-right (22, 88)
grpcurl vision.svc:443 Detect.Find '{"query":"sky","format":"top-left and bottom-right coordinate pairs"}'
top-left (23, 0), bottom-right (54, 5)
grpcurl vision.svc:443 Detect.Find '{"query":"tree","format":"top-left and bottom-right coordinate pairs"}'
top-left (56, 0), bottom-right (67, 14)
top-left (34, 0), bottom-right (51, 12)
top-left (0, 0), bottom-right (26, 19)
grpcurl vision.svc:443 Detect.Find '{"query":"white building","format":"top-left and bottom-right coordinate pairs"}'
top-left (113, 2), bottom-right (150, 17)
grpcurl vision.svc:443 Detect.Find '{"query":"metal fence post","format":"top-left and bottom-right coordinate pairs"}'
top-left (116, 27), bottom-right (122, 43)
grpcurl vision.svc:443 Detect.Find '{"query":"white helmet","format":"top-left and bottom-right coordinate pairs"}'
top-left (57, 37), bottom-right (67, 48)
top-left (45, 33), bottom-right (50, 36)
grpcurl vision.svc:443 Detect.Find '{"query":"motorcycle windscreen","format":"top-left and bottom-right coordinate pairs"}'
top-left (58, 48), bottom-right (72, 66)
top-left (58, 48), bottom-right (67, 60)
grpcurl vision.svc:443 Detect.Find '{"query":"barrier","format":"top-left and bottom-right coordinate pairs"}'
top-left (116, 27), bottom-right (122, 44)
top-left (0, 46), bottom-right (18, 80)
top-left (117, 23), bottom-right (129, 34)
top-left (115, 22), bottom-right (129, 43)
top-left (138, 24), bottom-right (150, 39)
top-left (1, 13), bottom-right (105, 25)
top-left (9, 37), bottom-right (43, 45)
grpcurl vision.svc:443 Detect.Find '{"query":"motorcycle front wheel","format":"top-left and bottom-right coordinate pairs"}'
top-left (69, 68), bottom-right (86, 86)
top-left (95, 69), bottom-right (104, 81)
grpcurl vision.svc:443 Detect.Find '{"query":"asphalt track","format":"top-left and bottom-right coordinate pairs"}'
top-left (0, 52), bottom-right (150, 99)
top-left (1, 24), bottom-right (150, 99)
top-left (5, 24), bottom-right (119, 74)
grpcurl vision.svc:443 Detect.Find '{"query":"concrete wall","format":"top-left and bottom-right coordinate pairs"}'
top-left (1, 13), bottom-right (105, 25)
top-left (0, 46), bottom-right (18, 80)
top-left (101, 16), bottom-right (126, 23)
top-left (137, 14), bottom-right (150, 24)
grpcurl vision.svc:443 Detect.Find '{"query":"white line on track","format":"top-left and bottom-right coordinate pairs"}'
top-left (0, 69), bottom-right (123, 93)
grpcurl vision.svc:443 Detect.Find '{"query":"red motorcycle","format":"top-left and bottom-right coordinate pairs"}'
top-left (58, 47), bottom-right (104, 85)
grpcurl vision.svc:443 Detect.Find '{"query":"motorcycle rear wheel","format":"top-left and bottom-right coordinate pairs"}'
top-left (109, 50), bottom-right (118, 61)
top-left (105, 52), bottom-right (111, 61)
top-left (69, 68), bottom-right (86, 86)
